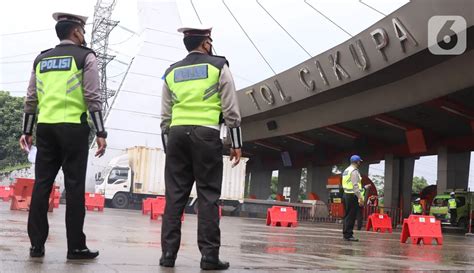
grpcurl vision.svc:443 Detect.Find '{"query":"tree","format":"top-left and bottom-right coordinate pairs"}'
top-left (412, 176), bottom-right (428, 194)
top-left (370, 174), bottom-right (384, 196)
top-left (0, 91), bottom-right (30, 170)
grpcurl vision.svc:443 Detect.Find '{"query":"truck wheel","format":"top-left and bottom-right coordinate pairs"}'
top-left (112, 192), bottom-right (129, 209)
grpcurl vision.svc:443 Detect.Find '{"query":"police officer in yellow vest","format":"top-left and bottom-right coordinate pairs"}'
top-left (356, 184), bottom-right (371, 230)
top-left (342, 155), bottom-right (364, 241)
top-left (412, 198), bottom-right (423, 215)
top-left (159, 25), bottom-right (242, 270)
top-left (448, 192), bottom-right (458, 225)
top-left (19, 12), bottom-right (107, 259)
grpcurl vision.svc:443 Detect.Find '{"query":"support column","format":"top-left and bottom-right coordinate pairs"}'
top-left (384, 155), bottom-right (415, 217)
top-left (306, 164), bottom-right (332, 204)
top-left (384, 154), bottom-right (400, 209)
top-left (400, 158), bottom-right (415, 218)
top-left (437, 147), bottom-right (471, 193)
top-left (277, 168), bottom-right (302, 203)
top-left (248, 170), bottom-right (272, 199)
top-left (359, 164), bottom-right (369, 176)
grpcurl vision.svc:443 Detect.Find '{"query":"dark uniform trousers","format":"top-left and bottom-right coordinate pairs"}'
top-left (450, 209), bottom-right (457, 225)
top-left (162, 125), bottom-right (223, 257)
top-left (343, 193), bottom-right (359, 239)
top-left (28, 123), bottom-right (90, 250)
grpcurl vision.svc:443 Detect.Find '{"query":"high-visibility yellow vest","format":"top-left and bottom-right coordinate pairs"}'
top-left (448, 198), bottom-right (457, 209)
top-left (164, 53), bottom-right (228, 127)
top-left (342, 165), bottom-right (362, 194)
top-left (34, 44), bottom-right (94, 124)
top-left (412, 203), bottom-right (422, 214)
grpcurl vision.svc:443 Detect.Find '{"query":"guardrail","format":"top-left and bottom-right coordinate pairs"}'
top-left (240, 199), bottom-right (404, 228)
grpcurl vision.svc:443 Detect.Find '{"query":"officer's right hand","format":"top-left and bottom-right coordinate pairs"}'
top-left (358, 197), bottom-right (364, 207)
top-left (95, 137), bottom-right (107, 158)
top-left (19, 135), bottom-right (32, 152)
top-left (230, 148), bottom-right (241, 167)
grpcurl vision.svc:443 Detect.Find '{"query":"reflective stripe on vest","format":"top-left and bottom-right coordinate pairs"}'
top-left (412, 204), bottom-right (422, 214)
top-left (448, 198), bottom-right (457, 209)
top-left (342, 165), bottom-right (362, 194)
top-left (36, 56), bottom-right (86, 124)
top-left (166, 63), bottom-right (221, 126)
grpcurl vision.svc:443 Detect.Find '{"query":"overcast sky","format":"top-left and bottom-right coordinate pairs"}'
top-left (0, 0), bottom-right (473, 189)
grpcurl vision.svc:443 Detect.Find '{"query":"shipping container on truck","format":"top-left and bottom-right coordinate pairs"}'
top-left (95, 146), bottom-right (248, 211)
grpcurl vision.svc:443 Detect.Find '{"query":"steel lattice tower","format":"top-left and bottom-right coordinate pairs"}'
top-left (90, 0), bottom-right (119, 114)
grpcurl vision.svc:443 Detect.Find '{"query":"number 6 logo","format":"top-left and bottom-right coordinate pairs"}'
top-left (428, 16), bottom-right (467, 55)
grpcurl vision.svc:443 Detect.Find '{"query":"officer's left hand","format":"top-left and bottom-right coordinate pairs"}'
top-left (95, 137), bottom-right (107, 158)
top-left (230, 148), bottom-right (241, 167)
top-left (19, 135), bottom-right (33, 152)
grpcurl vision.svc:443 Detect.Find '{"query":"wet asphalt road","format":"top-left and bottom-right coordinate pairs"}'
top-left (1, 201), bottom-right (473, 272)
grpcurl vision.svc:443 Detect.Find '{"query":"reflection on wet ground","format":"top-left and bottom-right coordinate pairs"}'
top-left (1, 202), bottom-right (473, 272)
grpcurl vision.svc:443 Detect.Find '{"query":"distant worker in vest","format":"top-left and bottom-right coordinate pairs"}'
top-left (412, 198), bottom-right (423, 215)
top-left (448, 192), bottom-right (458, 225)
top-left (19, 12), bottom-right (107, 259)
top-left (342, 155), bottom-right (364, 241)
top-left (160, 25), bottom-right (242, 270)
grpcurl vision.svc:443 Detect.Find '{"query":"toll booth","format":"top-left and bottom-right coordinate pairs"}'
top-left (327, 175), bottom-right (344, 218)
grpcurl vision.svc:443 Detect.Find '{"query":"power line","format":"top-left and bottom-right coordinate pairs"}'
top-left (128, 71), bottom-right (163, 79)
top-left (143, 41), bottom-right (186, 51)
top-left (136, 54), bottom-right (175, 63)
top-left (107, 71), bottom-right (126, 78)
top-left (0, 80), bottom-right (29, 84)
top-left (0, 61), bottom-right (31, 64)
top-left (190, 0), bottom-right (204, 24)
top-left (359, 0), bottom-right (386, 16)
top-left (0, 28), bottom-right (50, 36)
top-left (145, 27), bottom-right (181, 37)
top-left (304, 0), bottom-right (353, 37)
top-left (256, 0), bottom-right (312, 57)
top-left (109, 31), bottom-right (137, 46)
top-left (107, 127), bottom-right (161, 136)
top-left (111, 108), bottom-right (161, 118)
top-left (222, 0), bottom-right (276, 75)
top-left (121, 89), bottom-right (161, 98)
top-left (0, 51), bottom-right (38, 59)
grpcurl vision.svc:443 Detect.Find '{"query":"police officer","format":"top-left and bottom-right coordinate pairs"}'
top-left (19, 12), bottom-right (107, 259)
top-left (412, 198), bottom-right (423, 215)
top-left (159, 25), bottom-right (242, 270)
top-left (448, 192), bottom-right (458, 225)
top-left (356, 184), bottom-right (370, 230)
top-left (342, 155), bottom-right (364, 241)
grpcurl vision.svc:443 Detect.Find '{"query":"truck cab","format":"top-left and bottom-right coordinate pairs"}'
top-left (95, 154), bottom-right (133, 209)
top-left (430, 191), bottom-right (473, 228)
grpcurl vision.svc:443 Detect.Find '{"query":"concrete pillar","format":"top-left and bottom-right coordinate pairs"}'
top-left (400, 158), bottom-right (415, 218)
top-left (359, 164), bottom-right (369, 176)
top-left (306, 164), bottom-right (332, 204)
top-left (384, 154), bottom-right (415, 217)
top-left (248, 170), bottom-right (272, 199)
top-left (384, 154), bottom-right (400, 209)
top-left (277, 168), bottom-right (302, 203)
top-left (437, 147), bottom-right (471, 193)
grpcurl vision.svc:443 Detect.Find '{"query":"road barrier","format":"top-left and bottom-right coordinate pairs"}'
top-left (0, 185), bottom-right (13, 202)
top-left (10, 178), bottom-right (34, 211)
top-left (85, 193), bottom-right (105, 211)
top-left (266, 206), bottom-right (298, 227)
top-left (142, 197), bottom-right (154, 215)
top-left (366, 213), bottom-right (393, 233)
top-left (150, 197), bottom-right (166, 220)
top-left (400, 215), bottom-right (443, 245)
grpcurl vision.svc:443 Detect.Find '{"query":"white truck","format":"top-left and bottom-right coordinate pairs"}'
top-left (95, 146), bottom-right (248, 210)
